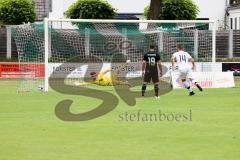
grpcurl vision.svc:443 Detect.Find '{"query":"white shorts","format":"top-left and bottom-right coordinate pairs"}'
top-left (177, 68), bottom-right (193, 80)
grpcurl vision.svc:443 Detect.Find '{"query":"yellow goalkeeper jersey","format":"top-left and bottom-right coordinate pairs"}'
top-left (78, 66), bottom-right (129, 86)
top-left (93, 72), bottom-right (114, 86)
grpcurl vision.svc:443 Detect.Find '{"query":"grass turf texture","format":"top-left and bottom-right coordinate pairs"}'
top-left (0, 79), bottom-right (240, 160)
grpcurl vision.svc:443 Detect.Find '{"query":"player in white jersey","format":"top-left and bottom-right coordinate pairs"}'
top-left (171, 44), bottom-right (203, 96)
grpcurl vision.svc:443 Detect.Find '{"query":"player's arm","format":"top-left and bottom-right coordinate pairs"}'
top-left (189, 58), bottom-right (196, 71)
top-left (157, 61), bottom-right (163, 77)
top-left (171, 55), bottom-right (176, 70)
top-left (142, 54), bottom-right (147, 76)
top-left (187, 53), bottom-right (195, 71)
top-left (142, 60), bottom-right (146, 76)
top-left (156, 54), bottom-right (163, 77)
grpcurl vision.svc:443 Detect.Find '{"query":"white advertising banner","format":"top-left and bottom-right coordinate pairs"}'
top-left (48, 63), bottom-right (234, 88)
top-left (48, 62), bottom-right (222, 77)
top-left (48, 63), bottom-right (141, 78)
top-left (172, 72), bottom-right (235, 89)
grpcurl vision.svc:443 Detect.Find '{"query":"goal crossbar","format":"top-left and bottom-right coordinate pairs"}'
top-left (45, 18), bottom-right (215, 24)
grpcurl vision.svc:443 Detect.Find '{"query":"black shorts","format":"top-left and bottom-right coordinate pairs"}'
top-left (144, 70), bottom-right (159, 83)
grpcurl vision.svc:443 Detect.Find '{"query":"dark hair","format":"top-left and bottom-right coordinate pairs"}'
top-left (149, 45), bottom-right (155, 49)
top-left (177, 44), bottom-right (183, 50)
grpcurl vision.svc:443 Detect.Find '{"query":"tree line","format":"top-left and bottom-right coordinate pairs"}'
top-left (0, 0), bottom-right (198, 25)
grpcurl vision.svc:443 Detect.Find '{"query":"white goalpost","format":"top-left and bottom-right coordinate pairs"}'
top-left (12, 18), bottom-right (216, 92)
top-left (44, 18), bottom-right (49, 92)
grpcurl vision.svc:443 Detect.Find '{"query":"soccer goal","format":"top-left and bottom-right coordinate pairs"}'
top-left (12, 19), bottom-right (216, 92)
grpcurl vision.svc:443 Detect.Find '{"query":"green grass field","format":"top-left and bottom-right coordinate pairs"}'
top-left (0, 79), bottom-right (240, 160)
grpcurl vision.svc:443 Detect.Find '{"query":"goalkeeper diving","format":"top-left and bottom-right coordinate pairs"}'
top-left (74, 60), bottom-right (131, 86)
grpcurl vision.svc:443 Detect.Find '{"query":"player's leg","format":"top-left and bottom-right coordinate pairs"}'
top-left (142, 82), bottom-right (147, 96)
top-left (152, 71), bottom-right (160, 98)
top-left (179, 71), bottom-right (195, 96)
top-left (182, 78), bottom-right (195, 96)
top-left (154, 82), bottom-right (160, 98)
top-left (187, 69), bottom-right (203, 91)
top-left (189, 78), bottom-right (203, 91)
top-left (142, 71), bottom-right (151, 96)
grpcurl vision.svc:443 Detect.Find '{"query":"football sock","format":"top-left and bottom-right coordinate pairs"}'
top-left (183, 80), bottom-right (193, 92)
top-left (187, 86), bottom-right (193, 92)
top-left (142, 84), bottom-right (147, 96)
top-left (191, 79), bottom-right (203, 91)
top-left (154, 84), bottom-right (159, 97)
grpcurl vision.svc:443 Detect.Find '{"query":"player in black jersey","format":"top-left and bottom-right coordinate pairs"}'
top-left (142, 45), bottom-right (163, 98)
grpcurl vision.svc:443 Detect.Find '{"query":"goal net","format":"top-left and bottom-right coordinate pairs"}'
top-left (12, 19), bottom-right (216, 92)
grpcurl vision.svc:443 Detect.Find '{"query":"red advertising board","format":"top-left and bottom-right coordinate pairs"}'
top-left (0, 63), bottom-right (44, 78)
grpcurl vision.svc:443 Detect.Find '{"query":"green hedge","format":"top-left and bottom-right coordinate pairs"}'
top-left (144, 0), bottom-right (199, 20)
top-left (65, 0), bottom-right (116, 19)
top-left (0, 0), bottom-right (36, 26)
